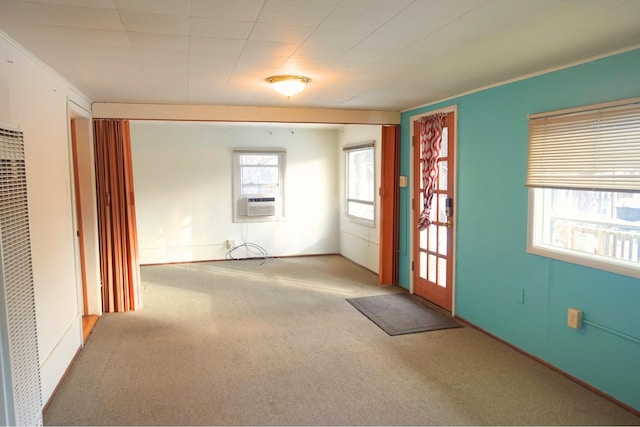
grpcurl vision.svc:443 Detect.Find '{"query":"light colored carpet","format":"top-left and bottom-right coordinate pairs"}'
top-left (44, 255), bottom-right (640, 426)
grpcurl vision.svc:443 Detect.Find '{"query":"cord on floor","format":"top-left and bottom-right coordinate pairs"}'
top-left (224, 242), bottom-right (269, 265)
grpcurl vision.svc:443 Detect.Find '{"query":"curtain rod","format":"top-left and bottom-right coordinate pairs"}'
top-left (343, 140), bottom-right (375, 151)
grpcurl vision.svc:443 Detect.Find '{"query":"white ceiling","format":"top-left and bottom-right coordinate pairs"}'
top-left (1, 0), bottom-right (639, 111)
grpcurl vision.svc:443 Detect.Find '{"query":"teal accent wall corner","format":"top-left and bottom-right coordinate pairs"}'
top-left (400, 48), bottom-right (640, 410)
top-left (397, 112), bottom-right (413, 290)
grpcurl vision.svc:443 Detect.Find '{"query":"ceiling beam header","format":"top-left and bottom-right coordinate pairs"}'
top-left (91, 103), bottom-right (400, 125)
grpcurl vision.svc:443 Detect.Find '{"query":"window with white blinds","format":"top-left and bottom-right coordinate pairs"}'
top-left (526, 99), bottom-right (640, 192)
top-left (526, 98), bottom-right (640, 279)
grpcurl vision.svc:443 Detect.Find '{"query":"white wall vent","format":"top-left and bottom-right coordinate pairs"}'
top-left (0, 125), bottom-right (43, 426)
top-left (246, 197), bottom-right (276, 217)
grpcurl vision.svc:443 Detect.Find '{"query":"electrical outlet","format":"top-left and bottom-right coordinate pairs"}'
top-left (226, 239), bottom-right (235, 249)
top-left (567, 308), bottom-right (583, 329)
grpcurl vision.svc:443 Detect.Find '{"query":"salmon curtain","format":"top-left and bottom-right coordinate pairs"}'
top-left (417, 113), bottom-right (446, 231)
top-left (93, 119), bottom-right (142, 312)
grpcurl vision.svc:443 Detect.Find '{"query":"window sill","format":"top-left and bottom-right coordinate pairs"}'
top-left (233, 215), bottom-right (285, 223)
top-left (345, 215), bottom-right (375, 228)
top-left (527, 243), bottom-right (640, 279)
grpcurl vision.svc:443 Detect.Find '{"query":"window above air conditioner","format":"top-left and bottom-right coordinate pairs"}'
top-left (232, 149), bottom-right (286, 222)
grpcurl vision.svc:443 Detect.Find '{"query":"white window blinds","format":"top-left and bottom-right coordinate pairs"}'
top-left (526, 99), bottom-right (640, 192)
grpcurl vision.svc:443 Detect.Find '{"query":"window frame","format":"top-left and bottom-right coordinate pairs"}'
top-left (527, 189), bottom-right (640, 279)
top-left (344, 141), bottom-right (376, 227)
top-left (232, 149), bottom-right (286, 223)
top-left (526, 98), bottom-right (640, 279)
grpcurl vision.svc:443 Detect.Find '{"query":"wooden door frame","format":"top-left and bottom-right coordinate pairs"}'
top-left (70, 118), bottom-right (89, 316)
top-left (409, 105), bottom-right (458, 315)
top-left (67, 99), bottom-right (102, 318)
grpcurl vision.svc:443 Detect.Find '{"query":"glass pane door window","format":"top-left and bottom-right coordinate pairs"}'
top-left (413, 112), bottom-right (455, 312)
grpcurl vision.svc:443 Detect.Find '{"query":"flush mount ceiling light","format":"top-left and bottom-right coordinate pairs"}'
top-left (265, 75), bottom-right (310, 98)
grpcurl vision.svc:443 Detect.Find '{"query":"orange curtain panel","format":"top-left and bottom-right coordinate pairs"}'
top-left (92, 119), bottom-right (142, 312)
top-left (378, 125), bottom-right (400, 285)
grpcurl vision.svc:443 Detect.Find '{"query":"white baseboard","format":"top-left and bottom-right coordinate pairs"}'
top-left (39, 316), bottom-right (82, 406)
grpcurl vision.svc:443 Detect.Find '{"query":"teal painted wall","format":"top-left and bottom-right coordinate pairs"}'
top-left (400, 48), bottom-right (640, 410)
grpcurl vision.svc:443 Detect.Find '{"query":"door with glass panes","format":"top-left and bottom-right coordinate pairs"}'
top-left (413, 112), bottom-right (455, 311)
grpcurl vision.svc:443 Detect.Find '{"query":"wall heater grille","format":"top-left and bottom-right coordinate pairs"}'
top-left (0, 126), bottom-right (42, 426)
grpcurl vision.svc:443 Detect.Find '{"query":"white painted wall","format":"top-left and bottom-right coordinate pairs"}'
top-left (338, 125), bottom-right (382, 273)
top-left (0, 33), bottom-right (91, 405)
top-left (130, 121), bottom-right (341, 264)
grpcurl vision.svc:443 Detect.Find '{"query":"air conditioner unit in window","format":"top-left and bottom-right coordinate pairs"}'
top-left (246, 197), bottom-right (276, 216)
